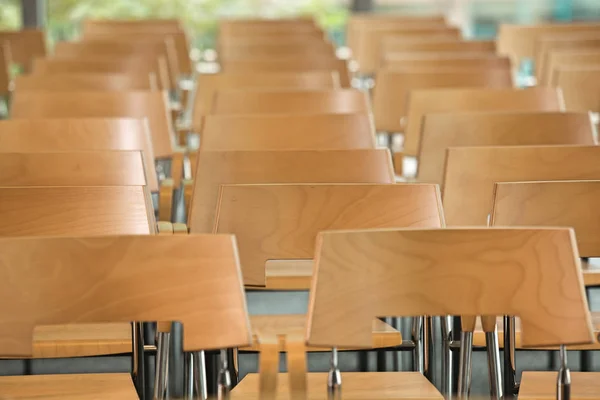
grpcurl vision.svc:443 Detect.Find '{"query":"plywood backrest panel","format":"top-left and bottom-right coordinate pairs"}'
top-left (188, 149), bottom-right (395, 233)
top-left (383, 54), bottom-right (511, 71)
top-left (555, 68), bottom-right (600, 113)
top-left (442, 145), bottom-right (600, 226)
top-left (201, 113), bottom-right (375, 151)
top-left (418, 111), bottom-right (595, 185)
top-left (14, 72), bottom-right (157, 91)
top-left (546, 50), bottom-right (600, 86)
top-left (214, 184), bottom-right (444, 285)
top-left (404, 87), bottom-right (564, 157)
top-left (10, 91), bottom-right (174, 159)
top-left (308, 228), bottom-right (592, 348)
top-left (0, 235), bottom-right (251, 356)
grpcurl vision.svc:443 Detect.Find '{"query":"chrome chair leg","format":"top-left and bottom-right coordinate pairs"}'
top-left (504, 316), bottom-right (518, 398)
top-left (184, 351), bottom-right (208, 400)
top-left (153, 331), bottom-right (171, 400)
top-left (412, 316), bottom-right (424, 373)
top-left (485, 328), bottom-right (503, 400)
top-left (457, 331), bottom-right (473, 399)
top-left (132, 322), bottom-right (146, 399)
top-left (218, 348), bottom-right (232, 399)
top-left (441, 316), bottom-right (453, 399)
top-left (327, 347), bottom-right (342, 399)
top-left (557, 345), bottom-right (571, 400)
top-left (424, 316), bottom-right (433, 381)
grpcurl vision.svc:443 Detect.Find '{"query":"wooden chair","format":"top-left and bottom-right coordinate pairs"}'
top-left (187, 149), bottom-right (394, 238)
top-left (233, 227), bottom-right (593, 399)
top-left (372, 68), bottom-right (514, 133)
top-left (381, 39), bottom-right (497, 68)
top-left (219, 57), bottom-right (351, 88)
top-left (214, 183), bottom-right (442, 287)
top-left (0, 151), bottom-right (147, 187)
top-left (545, 49), bottom-right (600, 86)
top-left (534, 34), bottom-right (600, 80)
top-left (201, 113), bottom-right (375, 151)
top-left (418, 111), bottom-right (595, 185)
top-left (352, 27), bottom-right (461, 75)
top-left (0, 29), bottom-right (46, 72)
top-left (0, 42), bottom-right (10, 98)
top-left (217, 34), bottom-right (329, 48)
top-left (211, 89), bottom-right (369, 115)
top-left (219, 20), bottom-right (322, 39)
top-left (383, 53), bottom-right (511, 71)
top-left (496, 23), bottom-right (600, 66)
top-left (13, 72), bottom-right (158, 91)
top-left (32, 56), bottom-right (171, 91)
top-left (403, 87), bottom-right (565, 157)
top-left (0, 235), bottom-right (250, 399)
top-left (217, 42), bottom-right (335, 61)
top-left (53, 39), bottom-right (179, 89)
top-left (555, 67), bottom-right (600, 113)
top-left (191, 72), bottom-right (341, 132)
top-left (442, 145), bottom-right (600, 226)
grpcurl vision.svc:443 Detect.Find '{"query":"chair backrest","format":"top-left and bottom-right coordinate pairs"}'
top-left (382, 40), bottom-right (497, 66)
top-left (218, 42), bottom-right (334, 60)
top-left (211, 89), bottom-right (369, 115)
top-left (189, 149), bottom-right (395, 233)
top-left (307, 228), bottom-right (593, 348)
top-left (0, 186), bottom-right (155, 237)
top-left (191, 72), bottom-right (340, 131)
top-left (0, 151), bottom-right (146, 187)
top-left (497, 23), bottom-right (600, 64)
top-left (373, 68), bottom-right (514, 132)
top-left (535, 34), bottom-right (600, 79)
top-left (10, 91), bottom-right (174, 159)
top-left (545, 49), bottom-right (600, 86)
top-left (0, 235), bottom-right (251, 357)
top-left (383, 53), bottom-right (511, 70)
top-left (354, 27), bottom-right (461, 74)
top-left (442, 145), bottom-right (600, 226)
top-left (32, 56), bottom-right (170, 91)
top-left (201, 113), bottom-right (375, 151)
top-left (14, 72), bottom-right (157, 91)
top-left (53, 39), bottom-right (179, 89)
top-left (0, 118), bottom-right (158, 192)
top-left (555, 67), bottom-right (600, 112)
top-left (492, 181), bottom-right (600, 256)
top-left (403, 87), bottom-right (565, 157)
top-left (214, 183), bottom-right (444, 286)
top-left (418, 111), bottom-right (595, 185)
top-left (0, 42), bottom-right (9, 96)
top-left (83, 18), bottom-right (182, 32)
top-left (0, 29), bottom-right (46, 72)
top-left (219, 57), bottom-right (351, 88)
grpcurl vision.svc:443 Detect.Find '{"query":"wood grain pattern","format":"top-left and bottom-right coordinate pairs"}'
top-left (555, 67), bottom-right (600, 112)
top-left (211, 89), bottom-right (369, 116)
top-left (0, 29), bottom-right (46, 71)
top-left (0, 151), bottom-right (146, 187)
top-left (534, 34), bottom-right (600, 80)
top-left (0, 186), bottom-right (154, 237)
top-left (214, 184), bottom-right (443, 286)
top-left (220, 58), bottom-right (351, 88)
top-left (0, 118), bottom-right (158, 192)
top-left (308, 228), bottom-right (593, 348)
top-left (231, 372), bottom-right (443, 400)
top-left (492, 181), bottom-right (600, 257)
top-left (545, 49), bottom-right (600, 86)
top-left (14, 72), bottom-right (157, 91)
top-left (520, 371), bottom-right (600, 400)
top-left (497, 23), bottom-right (600, 64)
top-left (10, 91), bottom-right (175, 159)
top-left (188, 149), bottom-right (395, 235)
top-left (383, 53), bottom-right (511, 71)
top-left (192, 72), bottom-right (340, 130)
top-left (242, 315), bottom-right (402, 352)
top-left (0, 373), bottom-right (138, 399)
top-left (201, 113), bottom-right (375, 151)
top-left (442, 145), bottom-right (600, 226)
top-left (373, 69), bottom-right (514, 132)
top-left (418, 111), bottom-right (595, 185)
top-left (0, 235), bottom-right (251, 356)
top-left (403, 87), bottom-right (564, 156)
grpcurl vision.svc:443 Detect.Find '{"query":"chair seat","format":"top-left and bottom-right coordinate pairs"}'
top-left (0, 373), bottom-right (138, 399)
top-left (473, 312), bottom-right (600, 349)
top-left (21, 323), bottom-right (133, 358)
top-left (241, 315), bottom-right (402, 351)
top-left (231, 372), bottom-right (443, 399)
top-left (519, 371), bottom-right (600, 400)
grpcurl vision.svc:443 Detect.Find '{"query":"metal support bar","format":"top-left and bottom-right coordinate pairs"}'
top-left (153, 331), bottom-right (171, 400)
top-left (132, 322), bottom-right (146, 399)
top-left (328, 347), bottom-right (342, 399)
top-left (441, 316), bottom-right (453, 398)
top-left (457, 331), bottom-right (473, 399)
top-left (184, 351), bottom-right (208, 400)
top-left (412, 316), bottom-right (424, 373)
top-left (423, 316), bottom-right (434, 381)
top-left (486, 329), bottom-right (503, 400)
top-left (503, 316), bottom-right (518, 398)
top-left (557, 345), bottom-right (571, 400)
top-left (217, 349), bottom-right (232, 399)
